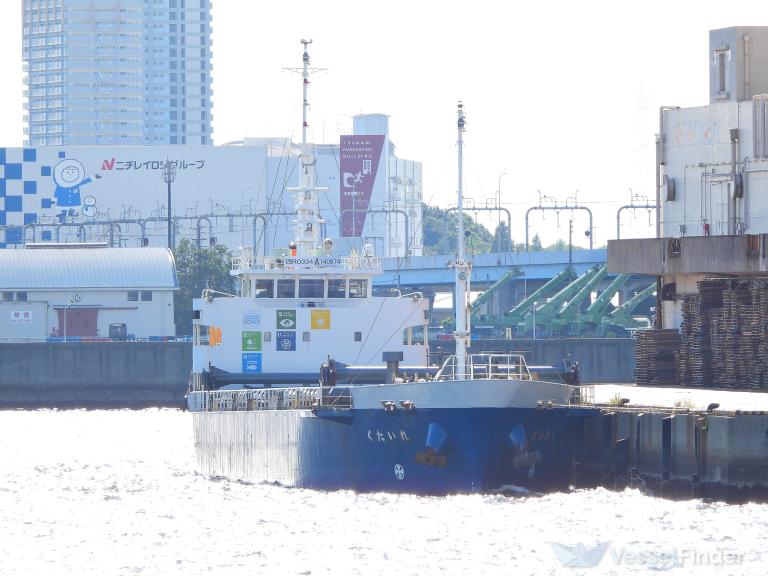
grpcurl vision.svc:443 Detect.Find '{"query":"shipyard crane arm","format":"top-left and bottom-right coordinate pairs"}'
top-left (502, 266), bottom-right (575, 323)
top-left (558, 266), bottom-right (607, 319)
top-left (586, 273), bottom-right (630, 315)
top-left (536, 266), bottom-right (601, 318)
top-left (609, 283), bottom-right (657, 318)
top-left (470, 266), bottom-right (522, 313)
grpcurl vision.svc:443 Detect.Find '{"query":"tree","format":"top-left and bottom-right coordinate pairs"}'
top-left (546, 239), bottom-right (568, 252)
top-left (491, 221), bottom-right (511, 253)
top-left (530, 233), bottom-right (543, 252)
top-left (173, 238), bottom-right (235, 336)
top-left (421, 204), bottom-right (494, 256)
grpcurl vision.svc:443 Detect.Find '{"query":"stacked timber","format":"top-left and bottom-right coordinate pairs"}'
top-left (677, 278), bottom-right (768, 389)
top-left (635, 329), bottom-right (681, 386)
top-left (679, 295), bottom-right (701, 386)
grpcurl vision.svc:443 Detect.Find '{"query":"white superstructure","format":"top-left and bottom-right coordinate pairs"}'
top-left (190, 42), bottom-right (428, 385)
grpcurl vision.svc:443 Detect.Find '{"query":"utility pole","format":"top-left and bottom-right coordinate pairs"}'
top-left (568, 219), bottom-right (573, 269)
top-left (161, 160), bottom-right (176, 249)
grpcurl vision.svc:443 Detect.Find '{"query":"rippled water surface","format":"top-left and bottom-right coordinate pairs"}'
top-left (1, 409), bottom-right (766, 575)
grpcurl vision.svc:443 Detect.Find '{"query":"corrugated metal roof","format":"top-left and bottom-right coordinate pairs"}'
top-left (0, 247), bottom-right (178, 290)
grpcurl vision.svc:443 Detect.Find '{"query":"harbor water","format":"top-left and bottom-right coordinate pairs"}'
top-left (1, 409), bottom-right (767, 575)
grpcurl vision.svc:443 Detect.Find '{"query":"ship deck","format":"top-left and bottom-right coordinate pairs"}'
top-left (590, 383), bottom-right (768, 412)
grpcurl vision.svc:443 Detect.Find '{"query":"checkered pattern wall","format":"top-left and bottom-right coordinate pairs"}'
top-left (0, 148), bottom-right (59, 248)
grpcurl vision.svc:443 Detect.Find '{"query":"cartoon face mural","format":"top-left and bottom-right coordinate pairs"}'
top-left (53, 159), bottom-right (92, 207)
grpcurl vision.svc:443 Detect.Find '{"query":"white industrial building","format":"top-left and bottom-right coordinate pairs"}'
top-left (609, 26), bottom-right (768, 330)
top-left (0, 114), bottom-right (422, 258)
top-left (659, 27), bottom-right (768, 238)
top-left (0, 245), bottom-right (177, 340)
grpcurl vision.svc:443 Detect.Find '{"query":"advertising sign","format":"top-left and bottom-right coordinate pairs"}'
top-left (0, 145), bottom-right (261, 247)
top-left (339, 135), bottom-right (385, 236)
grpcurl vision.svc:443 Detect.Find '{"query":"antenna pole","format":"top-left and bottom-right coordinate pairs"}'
top-left (288, 39), bottom-right (324, 257)
top-left (454, 102), bottom-right (471, 379)
top-left (301, 39), bottom-right (311, 159)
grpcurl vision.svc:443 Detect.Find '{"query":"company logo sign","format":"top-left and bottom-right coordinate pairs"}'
top-left (100, 158), bottom-right (206, 171)
top-left (550, 542), bottom-right (610, 568)
top-left (276, 310), bottom-right (296, 330)
top-left (548, 541), bottom-right (744, 570)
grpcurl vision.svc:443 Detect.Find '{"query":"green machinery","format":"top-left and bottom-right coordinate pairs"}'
top-left (470, 266), bottom-right (522, 325)
top-left (470, 265), bottom-right (655, 338)
top-left (500, 267), bottom-right (576, 327)
top-left (604, 282), bottom-right (656, 332)
top-left (518, 265), bottom-right (608, 337)
top-left (568, 272), bottom-right (630, 335)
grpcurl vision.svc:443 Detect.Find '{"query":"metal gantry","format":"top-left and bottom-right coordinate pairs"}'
top-left (525, 201), bottom-right (594, 250)
top-left (616, 190), bottom-right (657, 239)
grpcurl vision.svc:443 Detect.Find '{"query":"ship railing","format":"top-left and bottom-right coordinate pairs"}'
top-left (231, 254), bottom-right (382, 272)
top-left (434, 353), bottom-right (533, 381)
top-left (570, 385), bottom-right (595, 405)
top-left (201, 386), bottom-right (353, 411)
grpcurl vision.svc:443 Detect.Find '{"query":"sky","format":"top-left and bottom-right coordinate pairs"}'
top-left (2, 1), bottom-right (766, 248)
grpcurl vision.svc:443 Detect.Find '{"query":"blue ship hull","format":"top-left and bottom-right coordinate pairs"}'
top-left (193, 406), bottom-right (596, 494)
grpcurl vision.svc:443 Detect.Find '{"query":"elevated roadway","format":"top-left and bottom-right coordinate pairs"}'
top-left (377, 249), bottom-right (608, 288)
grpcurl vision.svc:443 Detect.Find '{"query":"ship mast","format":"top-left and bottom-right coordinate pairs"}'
top-left (287, 39), bottom-right (325, 257)
top-left (454, 102), bottom-right (472, 378)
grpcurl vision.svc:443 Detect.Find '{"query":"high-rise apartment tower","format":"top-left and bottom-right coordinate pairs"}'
top-left (22, 0), bottom-right (213, 146)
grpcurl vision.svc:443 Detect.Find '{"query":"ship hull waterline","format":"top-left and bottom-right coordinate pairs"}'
top-left (192, 406), bottom-right (594, 495)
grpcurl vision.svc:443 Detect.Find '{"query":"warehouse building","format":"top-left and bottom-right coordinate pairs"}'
top-left (0, 245), bottom-right (177, 341)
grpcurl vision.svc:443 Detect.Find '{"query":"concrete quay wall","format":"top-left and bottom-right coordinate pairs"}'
top-left (580, 409), bottom-right (768, 501)
top-left (0, 342), bottom-right (191, 409)
top-left (467, 338), bottom-right (636, 383)
top-left (0, 338), bottom-right (636, 410)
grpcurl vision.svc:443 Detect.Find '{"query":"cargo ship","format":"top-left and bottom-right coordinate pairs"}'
top-left (186, 41), bottom-right (597, 494)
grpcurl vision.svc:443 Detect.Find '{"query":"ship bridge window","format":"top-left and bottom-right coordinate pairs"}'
top-left (254, 279), bottom-right (274, 298)
top-left (402, 325), bottom-right (425, 345)
top-left (277, 279), bottom-right (296, 298)
top-left (299, 278), bottom-right (324, 298)
top-left (328, 279), bottom-right (346, 298)
top-left (349, 279), bottom-right (368, 299)
top-left (193, 323), bottom-right (209, 346)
